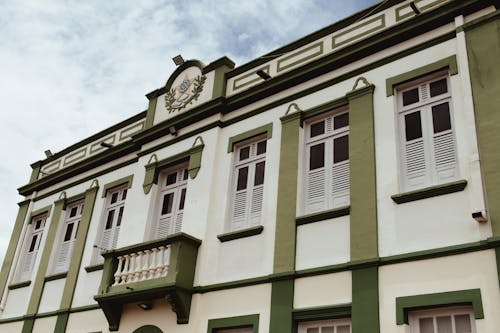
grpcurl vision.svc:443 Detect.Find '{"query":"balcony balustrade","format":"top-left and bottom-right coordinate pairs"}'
top-left (94, 233), bottom-right (201, 331)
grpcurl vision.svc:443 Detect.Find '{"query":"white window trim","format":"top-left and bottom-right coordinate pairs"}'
top-left (93, 184), bottom-right (128, 264)
top-left (396, 70), bottom-right (459, 192)
top-left (153, 162), bottom-right (189, 239)
top-left (302, 108), bottom-right (350, 215)
top-left (52, 201), bottom-right (84, 274)
top-left (228, 134), bottom-right (267, 232)
top-left (297, 318), bottom-right (352, 333)
top-left (15, 214), bottom-right (47, 282)
top-left (408, 306), bottom-right (476, 333)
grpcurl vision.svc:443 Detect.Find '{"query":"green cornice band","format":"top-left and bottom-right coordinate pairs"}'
top-left (396, 289), bottom-right (483, 325)
top-left (227, 123), bottom-right (273, 153)
top-left (0, 200), bottom-right (30, 302)
top-left (348, 84), bottom-right (378, 261)
top-left (207, 314), bottom-right (259, 333)
top-left (385, 55), bottom-right (458, 96)
top-left (101, 175), bottom-right (134, 198)
top-left (391, 179), bottom-right (467, 204)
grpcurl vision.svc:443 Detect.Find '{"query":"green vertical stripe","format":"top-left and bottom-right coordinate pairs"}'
top-left (144, 97), bottom-right (158, 129)
top-left (269, 280), bottom-right (294, 333)
top-left (0, 200), bottom-right (30, 302)
top-left (347, 85), bottom-right (378, 261)
top-left (23, 199), bottom-right (64, 332)
top-left (352, 267), bottom-right (380, 333)
top-left (56, 186), bottom-right (99, 332)
top-left (274, 112), bottom-right (301, 274)
top-left (465, 18), bottom-right (500, 236)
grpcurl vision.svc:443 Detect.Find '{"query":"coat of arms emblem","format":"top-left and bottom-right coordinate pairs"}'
top-left (165, 73), bottom-right (206, 113)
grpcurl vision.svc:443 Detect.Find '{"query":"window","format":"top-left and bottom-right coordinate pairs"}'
top-left (155, 163), bottom-right (188, 238)
top-left (297, 318), bottom-right (351, 333)
top-left (409, 307), bottom-right (476, 333)
top-left (15, 214), bottom-right (47, 282)
top-left (304, 110), bottom-right (349, 214)
top-left (397, 73), bottom-right (458, 191)
top-left (53, 201), bottom-right (84, 274)
top-left (229, 136), bottom-right (266, 231)
top-left (95, 185), bottom-right (127, 262)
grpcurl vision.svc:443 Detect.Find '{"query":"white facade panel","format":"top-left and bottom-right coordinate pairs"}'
top-left (294, 272), bottom-right (352, 309)
top-left (32, 316), bottom-right (56, 333)
top-left (38, 278), bottom-right (65, 313)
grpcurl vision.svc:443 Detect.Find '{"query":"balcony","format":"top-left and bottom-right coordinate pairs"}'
top-left (94, 233), bottom-right (201, 331)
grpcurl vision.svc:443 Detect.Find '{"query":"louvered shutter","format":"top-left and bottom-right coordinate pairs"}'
top-left (54, 239), bottom-right (75, 273)
top-left (305, 168), bottom-right (327, 213)
top-left (231, 170), bottom-right (249, 230)
top-left (19, 252), bottom-right (35, 281)
top-left (403, 134), bottom-right (428, 189)
top-left (433, 130), bottom-right (456, 182)
top-left (332, 160), bottom-right (350, 207)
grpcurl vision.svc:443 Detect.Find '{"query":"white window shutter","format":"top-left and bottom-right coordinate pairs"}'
top-left (305, 168), bottom-right (327, 214)
top-left (249, 185), bottom-right (263, 225)
top-left (332, 160), bottom-right (350, 207)
top-left (404, 138), bottom-right (428, 189)
top-left (174, 211), bottom-right (183, 233)
top-left (157, 216), bottom-right (172, 238)
top-left (433, 131), bottom-right (457, 183)
top-left (19, 252), bottom-right (35, 281)
top-left (231, 190), bottom-right (248, 230)
top-left (54, 240), bottom-right (75, 273)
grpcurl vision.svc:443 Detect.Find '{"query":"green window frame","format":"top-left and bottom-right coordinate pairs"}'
top-left (207, 314), bottom-right (260, 333)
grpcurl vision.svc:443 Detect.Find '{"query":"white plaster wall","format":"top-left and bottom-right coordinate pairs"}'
top-left (38, 278), bottom-right (65, 313)
top-left (0, 320), bottom-right (22, 333)
top-left (295, 217), bottom-right (350, 270)
top-left (71, 270), bottom-right (101, 308)
top-left (117, 284), bottom-right (271, 333)
top-left (32, 315), bottom-right (56, 333)
top-left (379, 250), bottom-right (500, 333)
top-left (66, 309), bottom-right (109, 333)
top-left (294, 271), bottom-right (352, 309)
top-left (194, 111), bottom-right (282, 286)
top-left (0, 286), bottom-right (29, 318)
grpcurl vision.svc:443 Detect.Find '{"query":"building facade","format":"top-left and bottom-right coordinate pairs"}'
top-left (1, 0), bottom-right (499, 332)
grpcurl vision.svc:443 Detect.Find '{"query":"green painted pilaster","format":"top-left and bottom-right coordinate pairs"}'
top-left (23, 199), bottom-right (64, 332)
top-left (144, 97), bottom-right (158, 129)
top-left (465, 15), bottom-right (500, 236)
top-left (352, 267), bottom-right (380, 333)
top-left (274, 111), bottom-right (301, 274)
top-left (346, 84), bottom-right (378, 261)
top-left (0, 200), bottom-right (30, 302)
top-left (269, 280), bottom-right (294, 333)
top-left (55, 184), bottom-right (99, 332)
top-left (21, 317), bottom-right (35, 333)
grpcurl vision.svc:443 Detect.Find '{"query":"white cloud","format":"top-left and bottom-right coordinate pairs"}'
top-left (0, 0), bottom-right (377, 264)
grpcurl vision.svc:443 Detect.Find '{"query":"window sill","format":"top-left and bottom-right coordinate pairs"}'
top-left (44, 272), bottom-right (67, 282)
top-left (85, 263), bottom-right (104, 273)
top-left (391, 180), bottom-right (467, 204)
top-left (217, 225), bottom-right (264, 242)
top-left (8, 280), bottom-right (31, 290)
top-left (296, 206), bottom-right (350, 226)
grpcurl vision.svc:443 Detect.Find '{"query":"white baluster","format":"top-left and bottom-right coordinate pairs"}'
top-left (148, 248), bottom-right (158, 280)
top-left (126, 254), bottom-right (135, 283)
top-left (133, 252), bottom-right (143, 282)
top-left (120, 255), bottom-right (130, 284)
top-left (155, 246), bottom-right (165, 278)
top-left (141, 250), bottom-right (150, 281)
top-left (161, 246), bottom-right (169, 277)
top-left (113, 256), bottom-right (123, 286)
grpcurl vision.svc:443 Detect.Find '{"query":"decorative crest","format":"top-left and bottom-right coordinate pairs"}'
top-left (165, 74), bottom-right (206, 113)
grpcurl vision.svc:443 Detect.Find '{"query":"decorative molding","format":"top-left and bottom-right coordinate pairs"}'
top-left (293, 304), bottom-right (352, 321)
top-left (391, 179), bottom-right (467, 204)
top-left (44, 272), bottom-right (67, 282)
top-left (207, 314), bottom-right (259, 333)
top-left (217, 225), bottom-right (264, 242)
top-left (227, 123), bottom-right (273, 153)
top-left (396, 0), bottom-right (450, 22)
top-left (296, 206), bottom-right (350, 226)
top-left (332, 14), bottom-right (386, 49)
top-left (165, 74), bottom-right (207, 113)
top-left (101, 175), bottom-right (134, 198)
top-left (232, 65), bottom-right (270, 91)
top-left (8, 280), bottom-right (31, 290)
top-left (277, 42), bottom-right (324, 73)
top-left (396, 289), bottom-right (483, 325)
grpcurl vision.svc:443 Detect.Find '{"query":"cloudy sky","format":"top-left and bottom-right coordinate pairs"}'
top-left (0, 0), bottom-right (378, 264)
